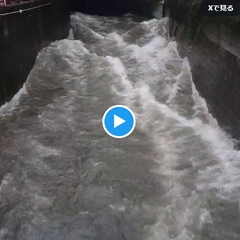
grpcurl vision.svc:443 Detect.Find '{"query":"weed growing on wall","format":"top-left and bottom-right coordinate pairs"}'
top-left (187, 0), bottom-right (240, 43)
top-left (187, 0), bottom-right (202, 45)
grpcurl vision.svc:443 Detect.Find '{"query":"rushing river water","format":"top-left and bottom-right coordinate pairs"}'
top-left (0, 13), bottom-right (240, 240)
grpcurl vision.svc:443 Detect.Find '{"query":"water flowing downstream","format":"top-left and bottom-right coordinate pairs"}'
top-left (0, 13), bottom-right (240, 240)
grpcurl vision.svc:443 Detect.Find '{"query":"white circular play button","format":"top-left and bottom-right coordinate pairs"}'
top-left (114, 114), bottom-right (126, 128)
top-left (102, 105), bottom-right (136, 138)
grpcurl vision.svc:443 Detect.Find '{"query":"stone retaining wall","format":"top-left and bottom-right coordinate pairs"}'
top-left (165, 0), bottom-right (240, 144)
top-left (0, 0), bottom-right (70, 105)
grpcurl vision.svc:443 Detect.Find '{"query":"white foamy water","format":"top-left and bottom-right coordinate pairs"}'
top-left (0, 12), bottom-right (240, 240)
top-left (0, 84), bottom-right (27, 114)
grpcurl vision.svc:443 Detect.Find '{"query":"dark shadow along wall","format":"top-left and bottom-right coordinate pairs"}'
top-left (69, 0), bottom-right (159, 17)
top-left (0, 0), bottom-right (70, 106)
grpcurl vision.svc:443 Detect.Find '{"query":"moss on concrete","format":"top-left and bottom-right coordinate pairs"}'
top-left (184, 0), bottom-right (240, 44)
top-left (187, 0), bottom-right (202, 44)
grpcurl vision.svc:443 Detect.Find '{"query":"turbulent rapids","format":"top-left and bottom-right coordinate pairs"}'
top-left (1, 13), bottom-right (240, 240)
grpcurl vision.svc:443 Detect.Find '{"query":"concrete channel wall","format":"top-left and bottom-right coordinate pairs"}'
top-left (0, 0), bottom-right (70, 105)
top-left (165, 0), bottom-right (240, 145)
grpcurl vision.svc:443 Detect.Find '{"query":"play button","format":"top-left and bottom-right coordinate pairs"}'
top-left (102, 105), bottom-right (136, 138)
top-left (114, 115), bottom-right (125, 128)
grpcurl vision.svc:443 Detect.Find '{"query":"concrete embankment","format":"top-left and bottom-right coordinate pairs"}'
top-left (165, 0), bottom-right (240, 144)
top-left (0, 0), bottom-right (70, 105)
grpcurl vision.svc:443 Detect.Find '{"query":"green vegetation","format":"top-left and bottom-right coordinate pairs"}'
top-left (186, 0), bottom-right (240, 44)
top-left (187, 0), bottom-right (202, 44)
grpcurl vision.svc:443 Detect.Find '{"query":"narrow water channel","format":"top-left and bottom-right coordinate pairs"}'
top-left (0, 13), bottom-right (239, 240)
